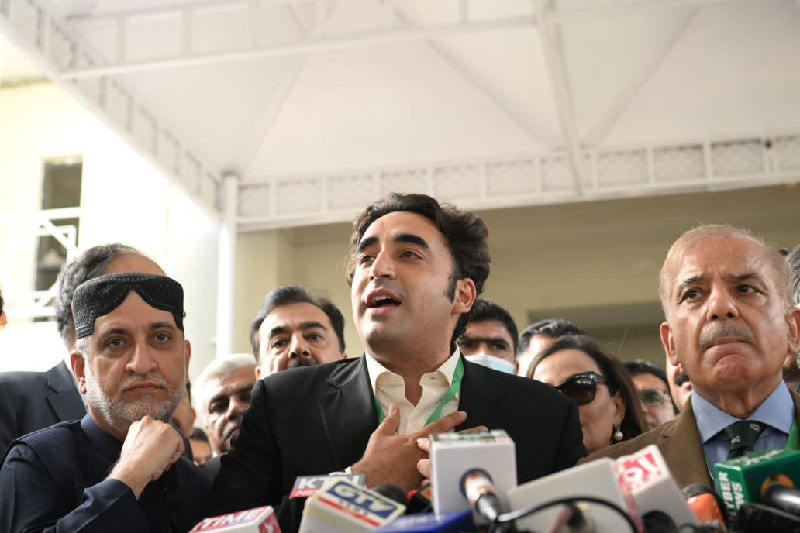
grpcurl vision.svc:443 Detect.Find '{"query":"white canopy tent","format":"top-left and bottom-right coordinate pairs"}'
top-left (2, 0), bottom-right (799, 355)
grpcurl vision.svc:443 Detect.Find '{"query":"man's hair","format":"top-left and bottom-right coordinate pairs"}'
top-left (623, 359), bottom-right (679, 415)
top-left (190, 427), bottom-right (210, 443)
top-left (194, 353), bottom-right (257, 418)
top-left (460, 299), bottom-right (519, 355)
top-left (659, 225), bottom-right (792, 319)
top-left (0, 288), bottom-right (4, 316)
top-left (55, 243), bottom-right (143, 349)
top-left (346, 193), bottom-right (490, 344)
top-left (518, 318), bottom-right (586, 355)
top-left (249, 285), bottom-right (346, 358)
top-left (789, 244), bottom-right (800, 307)
top-left (623, 359), bottom-right (670, 387)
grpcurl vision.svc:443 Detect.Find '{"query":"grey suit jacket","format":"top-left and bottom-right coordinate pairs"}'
top-left (0, 360), bottom-right (86, 455)
top-left (203, 354), bottom-right (586, 516)
top-left (584, 387), bottom-right (800, 489)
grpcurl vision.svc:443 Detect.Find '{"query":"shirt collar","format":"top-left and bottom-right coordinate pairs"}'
top-left (81, 412), bottom-right (123, 462)
top-left (364, 348), bottom-right (462, 392)
top-left (692, 382), bottom-right (794, 444)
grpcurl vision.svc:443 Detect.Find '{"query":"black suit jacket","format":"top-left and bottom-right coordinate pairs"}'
top-left (203, 355), bottom-right (585, 515)
top-left (0, 360), bottom-right (86, 455)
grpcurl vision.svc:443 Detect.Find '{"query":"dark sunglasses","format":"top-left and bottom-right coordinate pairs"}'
top-left (555, 371), bottom-right (614, 406)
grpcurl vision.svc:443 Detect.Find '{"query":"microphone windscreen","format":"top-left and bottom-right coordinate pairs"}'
top-left (373, 484), bottom-right (410, 507)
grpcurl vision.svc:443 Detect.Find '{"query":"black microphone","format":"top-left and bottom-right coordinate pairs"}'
top-left (762, 481), bottom-right (800, 516)
top-left (373, 484), bottom-right (409, 507)
top-left (460, 468), bottom-right (503, 522)
top-left (734, 502), bottom-right (800, 532)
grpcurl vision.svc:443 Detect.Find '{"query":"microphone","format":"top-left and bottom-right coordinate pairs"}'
top-left (714, 448), bottom-right (800, 524)
top-left (734, 502), bottom-right (800, 531)
top-left (761, 481), bottom-right (800, 516)
top-left (615, 445), bottom-right (699, 531)
top-left (506, 457), bottom-right (636, 532)
top-left (277, 473), bottom-right (366, 532)
top-left (299, 477), bottom-right (406, 532)
top-left (459, 468), bottom-right (506, 524)
top-left (405, 482), bottom-right (434, 515)
top-left (374, 511), bottom-right (475, 532)
top-left (190, 506), bottom-right (281, 532)
top-left (682, 484), bottom-right (727, 530)
top-left (429, 430), bottom-right (517, 517)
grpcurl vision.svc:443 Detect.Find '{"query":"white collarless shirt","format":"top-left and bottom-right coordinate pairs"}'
top-left (363, 349), bottom-right (462, 435)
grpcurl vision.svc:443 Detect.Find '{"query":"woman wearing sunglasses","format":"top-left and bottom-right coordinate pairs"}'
top-left (526, 335), bottom-right (647, 455)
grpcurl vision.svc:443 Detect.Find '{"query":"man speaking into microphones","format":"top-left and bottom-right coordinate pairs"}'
top-left (583, 225), bottom-right (800, 494)
top-left (203, 194), bottom-right (586, 525)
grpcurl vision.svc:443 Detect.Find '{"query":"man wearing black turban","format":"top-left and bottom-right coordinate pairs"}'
top-left (0, 273), bottom-right (210, 532)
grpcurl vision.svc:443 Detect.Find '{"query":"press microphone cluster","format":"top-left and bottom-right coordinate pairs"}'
top-left (206, 432), bottom-right (740, 532)
top-left (298, 477), bottom-right (406, 532)
top-left (714, 448), bottom-right (800, 531)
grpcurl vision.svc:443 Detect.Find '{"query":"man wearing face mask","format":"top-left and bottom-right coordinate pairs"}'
top-left (457, 299), bottom-right (518, 374)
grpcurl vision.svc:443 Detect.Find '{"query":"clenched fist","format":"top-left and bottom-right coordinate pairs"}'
top-left (109, 416), bottom-right (185, 499)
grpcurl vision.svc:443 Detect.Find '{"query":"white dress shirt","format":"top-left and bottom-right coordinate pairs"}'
top-left (364, 349), bottom-right (462, 435)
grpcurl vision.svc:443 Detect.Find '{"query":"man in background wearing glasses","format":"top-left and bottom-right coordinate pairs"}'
top-left (586, 225), bottom-right (800, 491)
top-left (624, 360), bottom-right (678, 429)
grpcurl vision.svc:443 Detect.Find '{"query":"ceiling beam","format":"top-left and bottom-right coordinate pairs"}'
top-left (389, 1), bottom-right (558, 146)
top-left (58, 15), bottom-right (537, 79)
top-left (63, 0), bottom-right (301, 25)
top-left (548, 0), bottom-right (766, 23)
top-left (583, 9), bottom-right (700, 145)
top-left (534, 0), bottom-right (583, 194)
top-left (233, 0), bottom-right (340, 177)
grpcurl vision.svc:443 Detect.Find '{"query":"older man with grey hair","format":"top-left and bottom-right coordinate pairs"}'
top-left (0, 272), bottom-right (209, 531)
top-left (784, 244), bottom-right (800, 389)
top-left (586, 225), bottom-right (800, 491)
top-left (194, 354), bottom-right (257, 458)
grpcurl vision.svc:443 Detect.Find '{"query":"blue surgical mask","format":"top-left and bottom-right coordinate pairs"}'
top-left (465, 353), bottom-right (516, 374)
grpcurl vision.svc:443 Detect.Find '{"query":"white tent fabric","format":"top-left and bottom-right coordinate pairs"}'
top-left (2, 0), bottom-right (799, 229)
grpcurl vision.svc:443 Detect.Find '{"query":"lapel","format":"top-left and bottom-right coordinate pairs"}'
top-left (790, 388), bottom-right (800, 423)
top-left (45, 361), bottom-right (86, 422)
top-left (455, 358), bottom-right (506, 432)
top-left (665, 387), bottom-right (800, 490)
top-left (318, 356), bottom-right (378, 467)
top-left (660, 398), bottom-right (714, 489)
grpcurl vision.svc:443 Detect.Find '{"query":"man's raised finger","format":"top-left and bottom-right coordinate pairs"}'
top-left (414, 410), bottom-right (466, 439)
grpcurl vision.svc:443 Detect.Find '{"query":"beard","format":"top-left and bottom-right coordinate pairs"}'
top-left (85, 363), bottom-right (185, 434)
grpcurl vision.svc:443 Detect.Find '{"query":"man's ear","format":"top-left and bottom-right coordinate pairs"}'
top-left (453, 278), bottom-right (477, 316)
top-left (786, 306), bottom-right (800, 354)
top-left (255, 366), bottom-right (262, 380)
top-left (660, 321), bottom-right (678, 366)
top-left (184, 339), bottom-right (192, 372)
top-left (71, 351), bottom-right (87, 394)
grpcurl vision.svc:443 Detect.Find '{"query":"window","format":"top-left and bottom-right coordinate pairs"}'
top-left (35, 158), bottom-right (82, 292)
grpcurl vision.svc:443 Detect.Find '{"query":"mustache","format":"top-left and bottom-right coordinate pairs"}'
top-left (119, 372), bottom-right (168, 391)
top-left (673, 371), bottom-right (690, 387)
top-left (287, 356), bottom-right (316, 370)
top-left (698, 322), bottom-right (754, 352)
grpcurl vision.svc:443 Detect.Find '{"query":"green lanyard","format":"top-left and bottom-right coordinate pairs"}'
top-left (705, 419), bottom-right (799, 481)
top-left (374, 357), bottom-right (465, 426)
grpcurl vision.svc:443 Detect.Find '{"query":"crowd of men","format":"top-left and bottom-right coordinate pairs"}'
top-left (0, 192), bottom-right (799, 532)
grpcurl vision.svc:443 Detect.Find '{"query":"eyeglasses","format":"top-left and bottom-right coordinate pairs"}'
top-left (639, 388), bottom-right (671, 406)
top-left (554, 371), bottom-right (612, 406)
